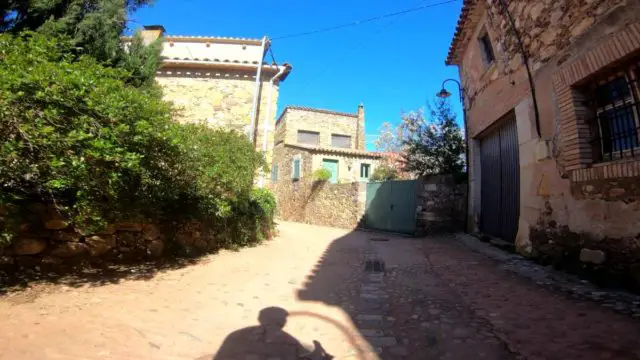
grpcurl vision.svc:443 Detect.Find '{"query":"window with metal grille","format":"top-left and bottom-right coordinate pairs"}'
top-left (297, 130), bottom-right (319, 146)
top-left (331, 134), bottom-right (351, 148)
top-left (587, 60), bottom-right (640, 162)
top-left (478, 31), bottom-right (495, 67)
top-left (271, 164), bottom-right (278, 182)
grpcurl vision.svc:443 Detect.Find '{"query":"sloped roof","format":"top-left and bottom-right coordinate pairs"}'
top-left (285, 143), bottom-right (383, 158)
top-left (445, 0), bottom-right (481, 66)
top-left (164, 35), bottom-right (264, 46)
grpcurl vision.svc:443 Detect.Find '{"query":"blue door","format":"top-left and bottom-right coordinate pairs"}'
top-left (322, 159), bottom-right (339, 184)
top-left (365, 180), bottom-right (418, 234)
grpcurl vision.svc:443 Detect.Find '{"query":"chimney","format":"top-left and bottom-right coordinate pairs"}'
top-left (140, 25), bottom-right (166, 45)
top-left (356, 103), bottom-right (365, 150)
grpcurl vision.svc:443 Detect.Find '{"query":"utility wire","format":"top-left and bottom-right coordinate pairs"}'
top-left (291, 0), bottom-right (435, 94)
top-left (272, 0), bottom-right (460, 40)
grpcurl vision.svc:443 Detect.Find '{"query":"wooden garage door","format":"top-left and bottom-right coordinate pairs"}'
top-left (480, 112), bottom-right (520, 242)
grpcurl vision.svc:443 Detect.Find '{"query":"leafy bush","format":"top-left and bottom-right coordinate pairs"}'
top-left (0, 33), bottom-right (181, 235)
top-left (370, 164), bottom-right (399, 182)
top-left (0, 33), bottom-right (274, 249)
top-left (313, 168), bottom-right (332, 182)
top-left (250, 188), bottom-right (277, 240)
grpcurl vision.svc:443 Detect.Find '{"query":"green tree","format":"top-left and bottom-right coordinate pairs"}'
top-left (401, 98), bottom-right (466, 177)
top-left (370, 164), bottom-right (399, 182)
top-left (1, 0), bottom-right (160, 86)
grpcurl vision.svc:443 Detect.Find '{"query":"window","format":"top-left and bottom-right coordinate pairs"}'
top-left (331, 134), bottom-right (351, 148)
top-left (297, 130), bottom-right (319, 146)
top-left (478, 32), bottom-right (495, 67)
top-left (588, 61), bottom-right (640, 162)
top-left (292, 158), bottom-right (301, 180)
top-left (271, 164), bottom-right (278, 182)
top-left (360, 163), bottom-right (371, 181)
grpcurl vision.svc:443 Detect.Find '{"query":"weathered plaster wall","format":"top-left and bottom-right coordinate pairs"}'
top-left (457, 1), bottom-right (640, 289)
top-left (276, 107), bottom-right (364, 150)
top-left (310, 153), bottom-right (379, 183)
top-left (156, 68), bottom-right (279, 167)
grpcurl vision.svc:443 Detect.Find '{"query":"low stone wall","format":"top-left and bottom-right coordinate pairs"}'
top-left (0, 205), bottom-right (244, 271)
top-left (271, 180), bottom-right (366, 229)
top-left (415, 175), bottom-right (468, 235)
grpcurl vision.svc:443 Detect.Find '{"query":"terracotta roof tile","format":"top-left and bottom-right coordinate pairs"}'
top-left (284, 143), bottom-right (383, 158)
top-left (445, 0), bottom-right (478, 66)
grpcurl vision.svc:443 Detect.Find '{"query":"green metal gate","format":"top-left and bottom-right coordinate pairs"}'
top-left (364, 180), bottom-right (418, 234)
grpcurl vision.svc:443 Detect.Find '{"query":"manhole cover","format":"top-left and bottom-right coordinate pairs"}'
top-left (370, 237), bottom-right (389, 242)
top-left (364, 259), bottom-right (386, 273)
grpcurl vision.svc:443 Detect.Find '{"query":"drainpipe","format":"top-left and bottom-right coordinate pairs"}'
top-left (249, 36), bottom-right (269, 143)
top-left (258, 64), bottom-right (290, 188)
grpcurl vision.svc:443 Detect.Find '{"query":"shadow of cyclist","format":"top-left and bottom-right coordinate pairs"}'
top-left (197, 306), bottom-right (333, 360)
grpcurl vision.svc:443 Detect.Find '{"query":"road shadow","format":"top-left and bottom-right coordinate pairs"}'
top-left (0, 256), bottom-right (203, 297)
top-left (196, 307), bottom-right (333, 360)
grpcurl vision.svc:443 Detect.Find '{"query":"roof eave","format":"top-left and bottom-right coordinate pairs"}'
top-left (445, 0), bottom-right (478, 66)
top-left (159, 59), bottom-right (283, 73)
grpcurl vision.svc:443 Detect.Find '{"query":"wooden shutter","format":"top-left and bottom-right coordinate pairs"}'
top-left (292, 159), bottom-right (300, 179)
top-left (331, 134), bottom-right (351, 148)
top-left (297, 131), bottom-right (319, 145)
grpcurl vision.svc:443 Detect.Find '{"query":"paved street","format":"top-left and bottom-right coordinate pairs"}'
top-left (1, 221), bottom-right (639, 360)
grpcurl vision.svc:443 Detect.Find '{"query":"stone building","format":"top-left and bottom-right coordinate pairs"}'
top-left (131, 26), bottom-right (292, 185)
top-left (270, 105), bottom-right (381, 184)
top-left (446, 0), bottom-right (640, 287)
top-left (269, 105), bottom-right (381, 228)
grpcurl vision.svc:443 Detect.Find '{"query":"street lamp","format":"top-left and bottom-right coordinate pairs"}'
top-left (436, 78), bottom-right (470, 233)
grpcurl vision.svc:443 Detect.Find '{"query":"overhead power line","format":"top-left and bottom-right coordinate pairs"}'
top-left (272, 0), bottom-right (460, 40)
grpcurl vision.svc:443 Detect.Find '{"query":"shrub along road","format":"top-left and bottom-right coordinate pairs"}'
top-left (0, 222), bottom-right (639, 359)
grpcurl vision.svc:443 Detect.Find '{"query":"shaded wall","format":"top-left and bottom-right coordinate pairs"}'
top-left (416, 175), bottom-right (468, 235)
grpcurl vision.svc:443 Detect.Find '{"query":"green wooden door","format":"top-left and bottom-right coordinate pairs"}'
top-left (322, 159), bottom-right (339, 184)
top-left (365, 180), bottom-right (418, 234)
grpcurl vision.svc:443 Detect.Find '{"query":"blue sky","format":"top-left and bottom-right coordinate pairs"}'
top-left (131, 0), bottom-right (463, 150)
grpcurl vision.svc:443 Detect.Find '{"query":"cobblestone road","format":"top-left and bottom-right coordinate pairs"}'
top-left (1, 222), bottom-right (639, 359)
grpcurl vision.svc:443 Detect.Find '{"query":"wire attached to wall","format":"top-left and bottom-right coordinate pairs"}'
top-left (495, 0), bottom-right (542, 138)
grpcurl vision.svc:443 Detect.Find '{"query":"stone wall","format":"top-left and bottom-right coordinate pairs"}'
top-left (270, 143), bottom-right (366, 229)
top-left (275, 106), bottom-right (365, 150)
top-left (271, 179), bottom-right (366, 229)
top-left (156, 68), bottom-right (279, 168)
top-left (416, 175), bottom-right (468, 235)
top-left (0, 205), bottom-right (251, 272)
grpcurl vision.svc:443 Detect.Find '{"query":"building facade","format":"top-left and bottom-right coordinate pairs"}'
top-left (271, 105), bottom-right (379, 184)
top-left (134, 26), bottom-right (291, 184)
top-left (447, 0), bottom-right (640, 287)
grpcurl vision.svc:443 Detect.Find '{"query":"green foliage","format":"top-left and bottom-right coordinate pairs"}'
top-left (171, 123), bottom-right (265, 219)
top-left (313, 168), bottom-right (332, 182)
top-left (1, 0), bottom-right (160, 86)
top-left (0, 32), bottom-right (179, 233)
top-left (401, 98), bottom-right (466, 177)
top-left (370, 164), bottom-right (399, 182)
top-left (0, 33), bottom-right (273, 249)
